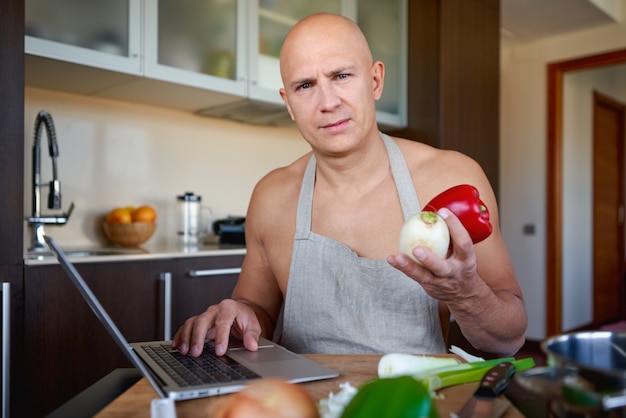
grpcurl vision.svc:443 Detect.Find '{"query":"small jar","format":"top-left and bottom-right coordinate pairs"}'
top-left (177, 192), bottom-right (201, 245)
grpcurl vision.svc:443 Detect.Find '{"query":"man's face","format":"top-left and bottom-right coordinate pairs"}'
top-left (279, 21), bottom-right (383, 155)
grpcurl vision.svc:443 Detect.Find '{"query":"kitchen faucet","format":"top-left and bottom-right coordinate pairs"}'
top-left (26, 110), bottom-right (74, 251)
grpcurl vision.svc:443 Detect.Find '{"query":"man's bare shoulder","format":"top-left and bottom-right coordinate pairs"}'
top-left (246, 152), bottom-right (312, 229)
top-left (245, 153), bottom-right (311, 265)
top-left (392, 136), bottom-right (489, 200)
top-left (394, 136), bottom-right (476, 166)
top-left (254, 153), bottom-right (311, 198)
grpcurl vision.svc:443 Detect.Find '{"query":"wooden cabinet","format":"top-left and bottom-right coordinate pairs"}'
top-left (24, 0), bottom-right (408, 127)
top-left (0, 282), bottom-right (11, 418)
top-left (0, 2), bottom-right (25, 417)
top-left (23, 259), bottom-right (174, 418)
top-left (388, 0), bottom-right (501, 194)
top-left (172, 254), bottom-right (245, 332)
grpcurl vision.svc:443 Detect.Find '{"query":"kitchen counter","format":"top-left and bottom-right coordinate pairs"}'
top-left (24, 238), bottom-right (246, 266)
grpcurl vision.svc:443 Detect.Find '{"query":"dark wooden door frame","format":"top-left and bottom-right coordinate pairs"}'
top-left (546, 48), bottom-right (626, 336)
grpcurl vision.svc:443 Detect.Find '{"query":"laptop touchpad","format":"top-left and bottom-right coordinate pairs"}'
top-left (229, 346), bottom-right (299, 362)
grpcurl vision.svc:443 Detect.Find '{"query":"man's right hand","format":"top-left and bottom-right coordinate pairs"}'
top-left (171, 299), bottom-right (263, 357)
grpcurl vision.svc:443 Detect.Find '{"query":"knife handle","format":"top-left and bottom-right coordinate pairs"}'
top-left (474, 362), bottom-right (516, 398)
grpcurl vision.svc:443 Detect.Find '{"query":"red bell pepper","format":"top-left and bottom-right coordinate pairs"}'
top-left (424, 184), bottom-right (492, 243)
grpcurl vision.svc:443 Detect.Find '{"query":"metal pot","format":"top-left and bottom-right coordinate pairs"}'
top-left (516, 331), bottom-right (626, 417)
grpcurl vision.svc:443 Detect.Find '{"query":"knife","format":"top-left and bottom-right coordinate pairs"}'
top-left (452, 361), bottom-right (516, 418)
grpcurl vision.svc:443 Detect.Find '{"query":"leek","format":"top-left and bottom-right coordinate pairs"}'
top-left (378, 353), bottom-right (461, 378)
top-left (416, 357), bottom-right (536, 393)
top-left (449, 345), bottom-right (485, 362)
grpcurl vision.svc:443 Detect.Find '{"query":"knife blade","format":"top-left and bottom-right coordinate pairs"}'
top-left (452, 361), bottom-right (516, 418)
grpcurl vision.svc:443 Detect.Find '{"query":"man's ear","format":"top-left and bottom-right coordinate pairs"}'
top-left (372, 60), bottom-right (385, 100)
top-left (279, 88), bottom-right (296, 121)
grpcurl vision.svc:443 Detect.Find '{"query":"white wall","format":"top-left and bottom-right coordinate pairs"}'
top-left (501, 20), bottom-right (626, 339)
top-left (24, 87), bottom-right (311, 250)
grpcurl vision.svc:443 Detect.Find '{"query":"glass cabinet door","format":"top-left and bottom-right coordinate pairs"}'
top-left (25, 0), bottom-right (141, 74)
top-left (249, 0), bottom-right (345, 104)
top-left (145, 0), bottom-right (247, 97)
top-left (24, 0), bottom-right (406, 127)
top-left (357, 0), bottom-right (407, 128)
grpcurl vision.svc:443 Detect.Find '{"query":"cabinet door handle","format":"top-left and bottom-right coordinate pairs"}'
top-left (160, 273), bottom-right (172, 340)
top-left (2, 282), bottom-right (10, 418)
top-left (188, 268), bottom-right (241, 277)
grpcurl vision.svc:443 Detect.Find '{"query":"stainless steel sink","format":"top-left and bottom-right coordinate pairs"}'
top-left (26, 247), bottom-right (146, 260)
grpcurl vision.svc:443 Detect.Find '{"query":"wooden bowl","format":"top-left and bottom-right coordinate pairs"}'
top-left (102, 222), bottom-right (156, 247)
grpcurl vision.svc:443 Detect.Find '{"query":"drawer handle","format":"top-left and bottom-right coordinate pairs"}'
top-left (160, 273), bottom-right (172, 340)
top-left (188, 268), bottom-right (241, 277)
top-left (2, 282), bottom-right (10, 418)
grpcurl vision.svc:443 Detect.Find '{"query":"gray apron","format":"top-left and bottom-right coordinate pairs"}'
top-left (281, 133), bottom-right (446, 354)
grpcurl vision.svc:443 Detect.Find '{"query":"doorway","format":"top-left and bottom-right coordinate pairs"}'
top-left (546, 48), bottom-right (626, 335)
top-left (592, 91), bottom-right (625, 327)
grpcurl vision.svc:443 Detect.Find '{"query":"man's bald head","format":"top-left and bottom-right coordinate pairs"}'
top-left (279, 13), bottom-right (373, 82)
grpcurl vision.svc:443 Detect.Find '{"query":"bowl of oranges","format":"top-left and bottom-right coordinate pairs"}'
top-left (102, 205), bottom-right (157, 247)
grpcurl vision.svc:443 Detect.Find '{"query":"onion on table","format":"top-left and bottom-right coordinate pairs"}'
top-left (208, 378), bottom-right (319, 418)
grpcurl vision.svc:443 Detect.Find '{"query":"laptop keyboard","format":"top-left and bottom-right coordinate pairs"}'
top-left (141, 341), bottom-right (260, 387)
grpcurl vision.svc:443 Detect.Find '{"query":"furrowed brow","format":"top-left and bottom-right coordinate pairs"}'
top-left (289, 77), bottom-right (315, 89)
top-left (327, 66), bottom-right (354, 77)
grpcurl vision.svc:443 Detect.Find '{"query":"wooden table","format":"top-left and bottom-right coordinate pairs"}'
top-left (95, 354), bottom-right (524, 417)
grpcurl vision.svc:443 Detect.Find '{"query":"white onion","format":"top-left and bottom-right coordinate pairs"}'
top-left (209, 378), bottom-right (319, 418)
top-left (398, 211), bottom-right (450, 264)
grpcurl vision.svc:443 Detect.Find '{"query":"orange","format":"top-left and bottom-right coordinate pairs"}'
top-left (106, 207), bottom-right (132, 224)
top-left (131, 205), bottom-right (157, 223)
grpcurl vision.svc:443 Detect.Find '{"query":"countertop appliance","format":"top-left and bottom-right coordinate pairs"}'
top-left (213, 216), bottom-right (245, 245)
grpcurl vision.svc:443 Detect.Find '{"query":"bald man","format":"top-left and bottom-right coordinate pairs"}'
top-left (173, 13), bottom-right (527, 357)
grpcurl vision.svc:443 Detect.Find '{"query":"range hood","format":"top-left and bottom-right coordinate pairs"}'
top-left (196, 99), bottom-right (295, 127)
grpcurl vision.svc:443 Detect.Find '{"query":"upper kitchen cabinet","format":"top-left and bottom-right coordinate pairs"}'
top-left (25, 0), bottom-right (143, 92)
top-left (195, 0), bottom-right (407, 127)
top-left (143, 0), bottom-right (247, 103)
top-left (196, 0), bottom-right (345, 125)
top-left (24, 0), bottom-right (407, 128)
top-left (247, 1), bottom-right (343, 104)
top-left (357, 0), bottom-right (407, 128)
top-left (25, 0), bottom-right (248, 113)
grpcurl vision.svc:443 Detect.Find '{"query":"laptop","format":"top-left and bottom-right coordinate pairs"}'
top-left (44, 235), bottom-right (338, 401)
